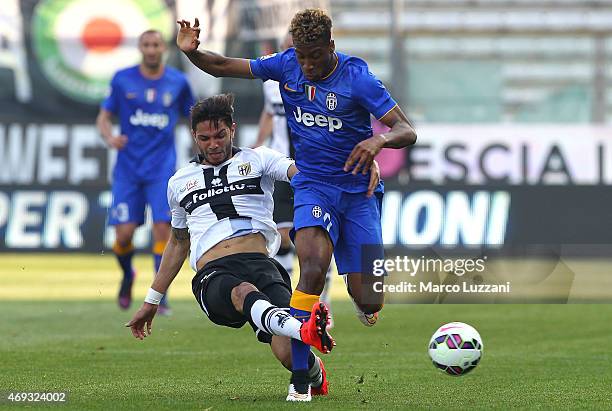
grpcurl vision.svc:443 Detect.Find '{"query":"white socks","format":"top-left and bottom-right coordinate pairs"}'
top-left (250, 299), bottom-right (302, 340)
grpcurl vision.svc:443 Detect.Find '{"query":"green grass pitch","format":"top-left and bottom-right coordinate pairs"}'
top-left (1, 254), bottom-right (611, 410)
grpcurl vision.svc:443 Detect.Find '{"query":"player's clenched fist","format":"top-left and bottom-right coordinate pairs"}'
top-left (176, 18), bottom-right (201, 53)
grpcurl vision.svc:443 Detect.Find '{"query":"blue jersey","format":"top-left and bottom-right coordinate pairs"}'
top-left (250, 49), bottom-right (396, 192)
top-left (102, 65), bottom-right (194, 181)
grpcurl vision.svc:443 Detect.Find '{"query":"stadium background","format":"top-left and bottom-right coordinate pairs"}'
top-left (2, 1), bottom-right (612, 409)
top-left (3, 0), bottom-right (612, 254)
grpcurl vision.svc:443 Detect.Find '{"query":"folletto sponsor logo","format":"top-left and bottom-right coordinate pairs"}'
top-left (192, 184), bottom-right (247, 203)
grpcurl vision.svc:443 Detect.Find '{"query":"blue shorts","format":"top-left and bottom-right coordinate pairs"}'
top-left (108, 173), bottom-right (171, 226)
top-left (290, 173), bottom-right (384, 274)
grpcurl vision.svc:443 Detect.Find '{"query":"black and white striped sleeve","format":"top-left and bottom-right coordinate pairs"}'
top-left (167, 178), bottom-right (187, 229)
top-left (255, 146), bottom-right (294, 183)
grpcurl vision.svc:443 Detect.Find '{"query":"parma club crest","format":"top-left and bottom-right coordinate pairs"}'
top-left (238, 162), bottom-right (251, 176)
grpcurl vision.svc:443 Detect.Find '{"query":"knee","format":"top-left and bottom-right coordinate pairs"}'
top-left (230, 282), bottom-right (258, 313)
top-left (115, 233), bottom-right (132, 247)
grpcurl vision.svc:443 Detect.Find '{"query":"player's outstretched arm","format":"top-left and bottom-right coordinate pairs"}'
top-left (125, 228), bottom-right (190, 340)
top-left (177, 18), bottom-right (253, 79)
top-left (344, 106), bottom-right (417, 175)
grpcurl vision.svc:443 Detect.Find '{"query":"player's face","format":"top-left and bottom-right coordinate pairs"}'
top-left (139, 32), bottom-right (166, 70)
top-left (192, 120), bottom-right (235, 166)
top-left (294, 40), bottom-right (335, 82)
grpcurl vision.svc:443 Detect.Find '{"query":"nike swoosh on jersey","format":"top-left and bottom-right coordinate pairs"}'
top-left (283, 83), bottom-right (297, 92)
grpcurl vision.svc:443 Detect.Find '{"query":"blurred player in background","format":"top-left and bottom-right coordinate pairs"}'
top-left (176, 8), bottom-right (416, 401)
top-left (253, 33), bottom-right (336, 314)
top-left (96, 29), bottom-right (195, 313)
top-left (126, 94), bottom-right (335, 394)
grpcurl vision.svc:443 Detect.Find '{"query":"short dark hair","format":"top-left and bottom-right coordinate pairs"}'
top-left (190, 94), bottom-right (235, 131)
top-left (138, 29), bottom-right (163, 43)
top-left (289, 8), bottom-right (332, 45)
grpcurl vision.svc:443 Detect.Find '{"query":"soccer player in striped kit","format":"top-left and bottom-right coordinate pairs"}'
top-left (126, 94), bottom-right (340, 393)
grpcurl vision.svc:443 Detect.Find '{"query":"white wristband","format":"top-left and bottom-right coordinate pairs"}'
top-left (379, 133), bottom-right (389, 144)
top-left (144, 288), bottom-right (164, 305)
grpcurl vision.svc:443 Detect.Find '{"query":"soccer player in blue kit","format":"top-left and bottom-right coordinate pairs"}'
top-left (97, 29), bottom-right (194, 313)
top-left (177, 8), bottom-right (416, 401)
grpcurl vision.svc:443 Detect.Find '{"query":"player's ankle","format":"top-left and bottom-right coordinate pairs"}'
top-left (290, 369), bottom-right (310, 394)
top-left (307, 353), bottom-right (322, 387)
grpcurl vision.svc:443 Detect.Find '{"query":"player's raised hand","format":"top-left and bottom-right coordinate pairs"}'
top-left (176, 18), bottom-right (201, 53)
top-left (125, 303), bottom-right (158, 340)
top-left (344, 134), bottom-right (386, 176)
top-left (367, 160), bottom-right (381, 198)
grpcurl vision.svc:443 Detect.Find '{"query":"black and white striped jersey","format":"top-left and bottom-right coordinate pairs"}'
top-left (167, 146), bottom-right (294, 270)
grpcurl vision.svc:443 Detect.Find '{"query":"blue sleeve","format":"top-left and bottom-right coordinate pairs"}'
top-left (352, 68), bottom-right (397, 120)
top-left (179, 78), bottom-right (195, 117)
top-left (249, 52), bottom-right (284, 82)
top-left (101, 73), bottom-right (120, 114)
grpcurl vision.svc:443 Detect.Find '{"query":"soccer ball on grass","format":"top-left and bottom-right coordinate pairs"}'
top-left (428, 322), bottom-right (483, 376)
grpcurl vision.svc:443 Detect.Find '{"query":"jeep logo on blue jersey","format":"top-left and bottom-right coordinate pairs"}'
top-left (129, 109), bottom-right (169, 129)
top-left (293, 107), bottom-right (342, 132)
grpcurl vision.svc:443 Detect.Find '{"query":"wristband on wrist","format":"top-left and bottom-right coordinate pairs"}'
top-left (379, 133), bottom-right (389, 145)
top-left (144, 288), bottom-right (164, 305)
